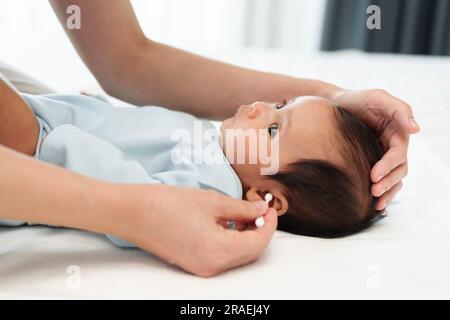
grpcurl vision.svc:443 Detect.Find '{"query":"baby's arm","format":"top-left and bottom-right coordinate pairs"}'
top-left (0, 77), bottom-right (39, 156)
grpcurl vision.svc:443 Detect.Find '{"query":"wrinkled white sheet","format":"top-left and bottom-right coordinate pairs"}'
top-left (1, 50), bottom-right (449, 299)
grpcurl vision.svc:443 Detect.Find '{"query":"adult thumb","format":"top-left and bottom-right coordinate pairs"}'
top-left (218, 198), bottom-right (268, 222)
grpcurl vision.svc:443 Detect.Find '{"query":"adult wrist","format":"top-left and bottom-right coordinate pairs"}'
top-left (93, 182), bottom-right (132, 236)
top-left (65, 179), bottom-right (123, 236)
top-left (98, 183), bottom-right (160, 246)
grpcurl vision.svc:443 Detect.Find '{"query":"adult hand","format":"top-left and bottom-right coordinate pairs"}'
top-left (332, 89), bottom-right (420, 210)
top-left (113, 184), bottom-right (277, 277)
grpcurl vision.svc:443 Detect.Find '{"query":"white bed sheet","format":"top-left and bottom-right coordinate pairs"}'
top-left (1, 50), bottom-right (450, 299)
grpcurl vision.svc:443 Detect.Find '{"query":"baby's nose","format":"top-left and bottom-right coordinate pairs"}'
top-left (248, 102), bottom-right (271, 119)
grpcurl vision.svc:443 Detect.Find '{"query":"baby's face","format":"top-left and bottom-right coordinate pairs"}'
top-left (220, 96), bottom-right (342, 213)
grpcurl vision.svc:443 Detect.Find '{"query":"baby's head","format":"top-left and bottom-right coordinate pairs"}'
top-left (220, 96), bottom-right (383, 238)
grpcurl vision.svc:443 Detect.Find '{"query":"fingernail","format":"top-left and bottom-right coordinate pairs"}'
top-left (409, 117), bottom-right (420, 130)
top-left (255, 201), bottom-right (268, 214)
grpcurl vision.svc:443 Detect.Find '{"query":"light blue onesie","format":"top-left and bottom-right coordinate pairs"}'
top-left (0, 94), bottom-right (243, 247)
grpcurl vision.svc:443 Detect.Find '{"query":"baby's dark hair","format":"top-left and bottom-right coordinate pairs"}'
top-left (272, 106), bottom-right (384, 238)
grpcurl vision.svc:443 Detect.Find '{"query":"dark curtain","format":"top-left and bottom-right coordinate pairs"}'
top-left (321, 0), bottom-right (450, 55)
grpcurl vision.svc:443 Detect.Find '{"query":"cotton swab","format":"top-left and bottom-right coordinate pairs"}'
top-left (255, 216), bottom-right (265, 228)
top-left (264, 193), bottom-right (273, 203)
top-left (255, 193), bottom-right (273, 228)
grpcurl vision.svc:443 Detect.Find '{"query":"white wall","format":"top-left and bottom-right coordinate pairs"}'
top-left (0, 0), bottom-right (326, 89)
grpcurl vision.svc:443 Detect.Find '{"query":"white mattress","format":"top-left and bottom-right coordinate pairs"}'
top-left (1, 50), bottom-right (450, 299)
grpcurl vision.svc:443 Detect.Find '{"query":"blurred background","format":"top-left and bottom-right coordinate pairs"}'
top-left (0, 0), bottom-right (448, 89)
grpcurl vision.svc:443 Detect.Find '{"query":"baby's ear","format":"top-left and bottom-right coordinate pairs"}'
top-left (245, 188), bottom-right (263, 202)
top-left (245, 188), bottom-right (288, 217)
top-left (271, 192), bottom-right (288, 217)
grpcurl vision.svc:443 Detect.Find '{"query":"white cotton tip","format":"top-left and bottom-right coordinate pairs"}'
top-left (255, 216), bottom-right (265, 228)
top-left (264, 193), bottom-right (273, 203)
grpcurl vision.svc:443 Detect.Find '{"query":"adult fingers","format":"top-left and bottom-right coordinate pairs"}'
top-left (195, 209), bottom-right (277, 277)
top-left (224, 208), bottom-right (278, 261)
top-left (372, 163), bottom-right (408, 197)
top-left (375, 182), bottom-right (403, 211)
top-left (215, 195), bottom-right (268, 222)
top-left (371, 142), bottom-right (408, 183)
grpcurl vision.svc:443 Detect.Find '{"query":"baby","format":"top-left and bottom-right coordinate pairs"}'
top-left (0, 91), bottom-right (383, 244)
top-left (220, 97), bottom-right (383, 237)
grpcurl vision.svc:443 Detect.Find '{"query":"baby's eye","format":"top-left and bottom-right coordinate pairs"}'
top-left (275, 99), bottom-right (287, 109)
top-left (268, 124), bottom-right (279, 137)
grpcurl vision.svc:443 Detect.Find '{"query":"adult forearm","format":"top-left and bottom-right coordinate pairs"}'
top-left (0, 145), bottom-right (120, 234)
top-left (50, 0), bottom-right (343, 120)
top-left (100, 40), bottom-right (345, 119)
